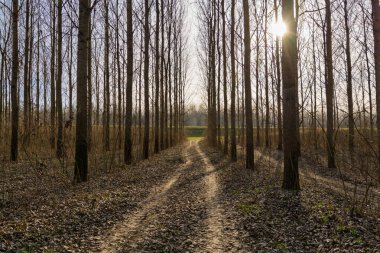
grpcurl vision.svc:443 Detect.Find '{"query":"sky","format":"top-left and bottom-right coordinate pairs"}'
top-left (184, 1), bottom-right (204, 107)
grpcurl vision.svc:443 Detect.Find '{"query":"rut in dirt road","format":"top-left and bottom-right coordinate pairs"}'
top-left (97, 141), bottom-right (242, 252)
top-left (99, 143), bottom-right (192, 252)
top-left (253, 147), bottom-right (380, 205)
top-left (196, 144), bottom-right (230, 252)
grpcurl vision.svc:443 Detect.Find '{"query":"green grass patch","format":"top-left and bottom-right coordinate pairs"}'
top-left (238, 202), bottom-right (262, 216)
top-left (335, 224), bottom-right (362, 244)
top-left (185, 126), bottom-right (207, 138)
top-left (187, 136), bottom-right (204, 141)
top-left (272, 240), bottom-right (288, 251)
top-left (312, 201), bottom-right (337, 224)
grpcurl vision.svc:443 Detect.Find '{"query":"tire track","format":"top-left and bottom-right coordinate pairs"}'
top-left (253, 148), bottom-right (380, 205)
top-left (196, 142), bottom-right (241, 252)
top-left (99, 141), bottom-right (243, 252)
top-left (99, 143), bottom-right (192, 253)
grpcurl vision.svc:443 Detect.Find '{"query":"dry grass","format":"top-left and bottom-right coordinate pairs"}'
top-left (0, 125), bottom-right (184, 205)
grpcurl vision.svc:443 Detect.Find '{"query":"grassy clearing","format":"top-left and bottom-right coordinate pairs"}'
top-left (185, 126), bottom-right (206, 139)
top-left (187, 136), bottom-right (205, 141)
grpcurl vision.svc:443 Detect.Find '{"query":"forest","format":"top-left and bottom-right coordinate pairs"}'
top-left (0, 0), bottom-right (379, 252)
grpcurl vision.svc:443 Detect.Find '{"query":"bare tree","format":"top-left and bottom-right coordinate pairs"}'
top-left (282, 0), bottom-right (300, 190)
top-left (343, 0), bottom-right (354, 155)
top-left (74, 0), bottom-right (90, 183)
top-left (230, 0), bottom-right (237, 161)
top-left (264, 0), bottom-right (270, 148)
top-left (56, 0), bottom-right (64, 158)
top-left (103, 0), bottom-right (110, 152)
top-left (50, 0), bottom-right (56, 149)
top-left (88, 7), bottom-right (93, 151)
top-left (274, 0), bottom-right (282, 150)
top-left (143, 0), bottom-right (150, 159)
top-left (243, 0), bottom-right (254, 170)
top-left (154, 0), bottom-right (160, 153)
top-left (325, 0), bottom-right (336, 169)
top-left (23, 0), bottom-right (31, 146)
top-left (221, 0), bottom-right (228, 155)
top-left (372, 0), bottom-right (380, 176)
top-left (10, 0), bottom-right (19, 161)
top-left (124, 0), bottom-right (133, 164)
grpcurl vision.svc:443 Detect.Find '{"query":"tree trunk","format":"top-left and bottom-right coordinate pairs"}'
top-left (50, 0), bottom-right (56, 149)
top-left (0, 51), bottom-right (4, 142)
top-left (363, 5), bottom-right (374, 138)
top-left (216, 5), bottom-right (221, 148)
top-left (36, 18), bottom-right (40, 126)
top-left (230, 0), bottom-right (237, 161)
top-left (10, 0), bottom-right (19, 161)
top-left (243, 0), bottom-right (254, 170)
top-left (160, 0), bottom-right (165, 150)
top-left (124, 0), bottom-right (133, 164)
top-left (103, 0), bottom-right (110, 152)
top-left (23, 0), bottom-right (31, 146)
top-left (116, 0), bottom-right (122, 150)
top-left (255, 8), bottom-right (261, 147)
top-left (74, 0), bottom-right (90, 183)
top-left (282, 0), bottom-right (300, 190)
top-left (312, 25), bottom-right (318, 150)
top-left (372, 0), bottom-right (380, 177)
top-left (88, 11), bottom-right (93, 151)
top-left (344, 0), bottom-right (354, 155)
top-left (222, 0), bottom-right (229, 155)
top-left (56, 0), bottom-right (64, 158)
top-left (212, 1), bottom-right (217, 147)
top-left (28, 8), bottom-right (34, 135)
top-left (325, 0), bottom-right (336, 169)
top-left (154, 0), bottom-right (160, 153)
top-left (275, 0), bottom-right (283, 151)
top-left (69, 14), bottom-right (73, 120)
top-left (143, 0), bottom-right (150, 159)
top-left (43, 58), bottom-right (47, 126)
top-left (264, 0), bottom-right (270, 148)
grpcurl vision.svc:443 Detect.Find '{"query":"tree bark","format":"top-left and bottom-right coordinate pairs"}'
top-left (230, 0), bottom-right (237, 161)
top-left (88, 10), bottom-right (92, 151)
top-left (222, 0), bottom-right (229, 155)
top-left (124, 0), bottom-right (134, 164)
top-left (56, 0), bottom-right (64, 158)
top-left (143, 0), bottom-right (150, 159)
top-left (264, 0), bottom-right (270, 148)
top-left (275, 0), bottom-right (283, 150)
top-left (36, 17), bottom-right (40, 126)
top-left (325, 0), bottom-right (336, 168)
top-left (10, 0), bottom-right (19, 161)
top-left (23, 0), bottom-right (31, 146)
top-left (74, 0), bottom-right (90, 183)
top-left (68, 13), bottom-right (73, 120)
top-left (254, 6), bottom-right (261, 147)
top-left (103, 0), bottom-right (110, 152)
top-left (282, 0), bottom-right (300, 190)
top-left (50, 0), bottom-right (56, 149)
top-left (160, 0), bottom-right (165, 150)
top-left (372, 0), bottom-right (380, 178)
top-left (154, 0), bottom-right (160, 153)
top-left (343, 0), bottom-right (354, 155)
top-left (243, 0), bottom-right (254, 170)
top-left (362, 5), bottom-right (374, 138)
top-left (116, 0), bottom-right (122, 150)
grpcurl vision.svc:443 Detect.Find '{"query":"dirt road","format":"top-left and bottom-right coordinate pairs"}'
top-left (1, 140), bottom-right (379, 252)
top-left (97, 141), bottom-right (244, 252)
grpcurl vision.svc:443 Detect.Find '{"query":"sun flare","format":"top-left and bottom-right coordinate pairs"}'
top-left (270, 21), bottom-right (287, 37)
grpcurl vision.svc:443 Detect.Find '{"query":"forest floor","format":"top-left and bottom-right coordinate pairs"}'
top-left (1, 140), bottom-right (380, 252)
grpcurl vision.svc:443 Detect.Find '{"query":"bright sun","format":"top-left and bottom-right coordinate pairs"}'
top-left (270, 21), bottom-right (287, 37)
